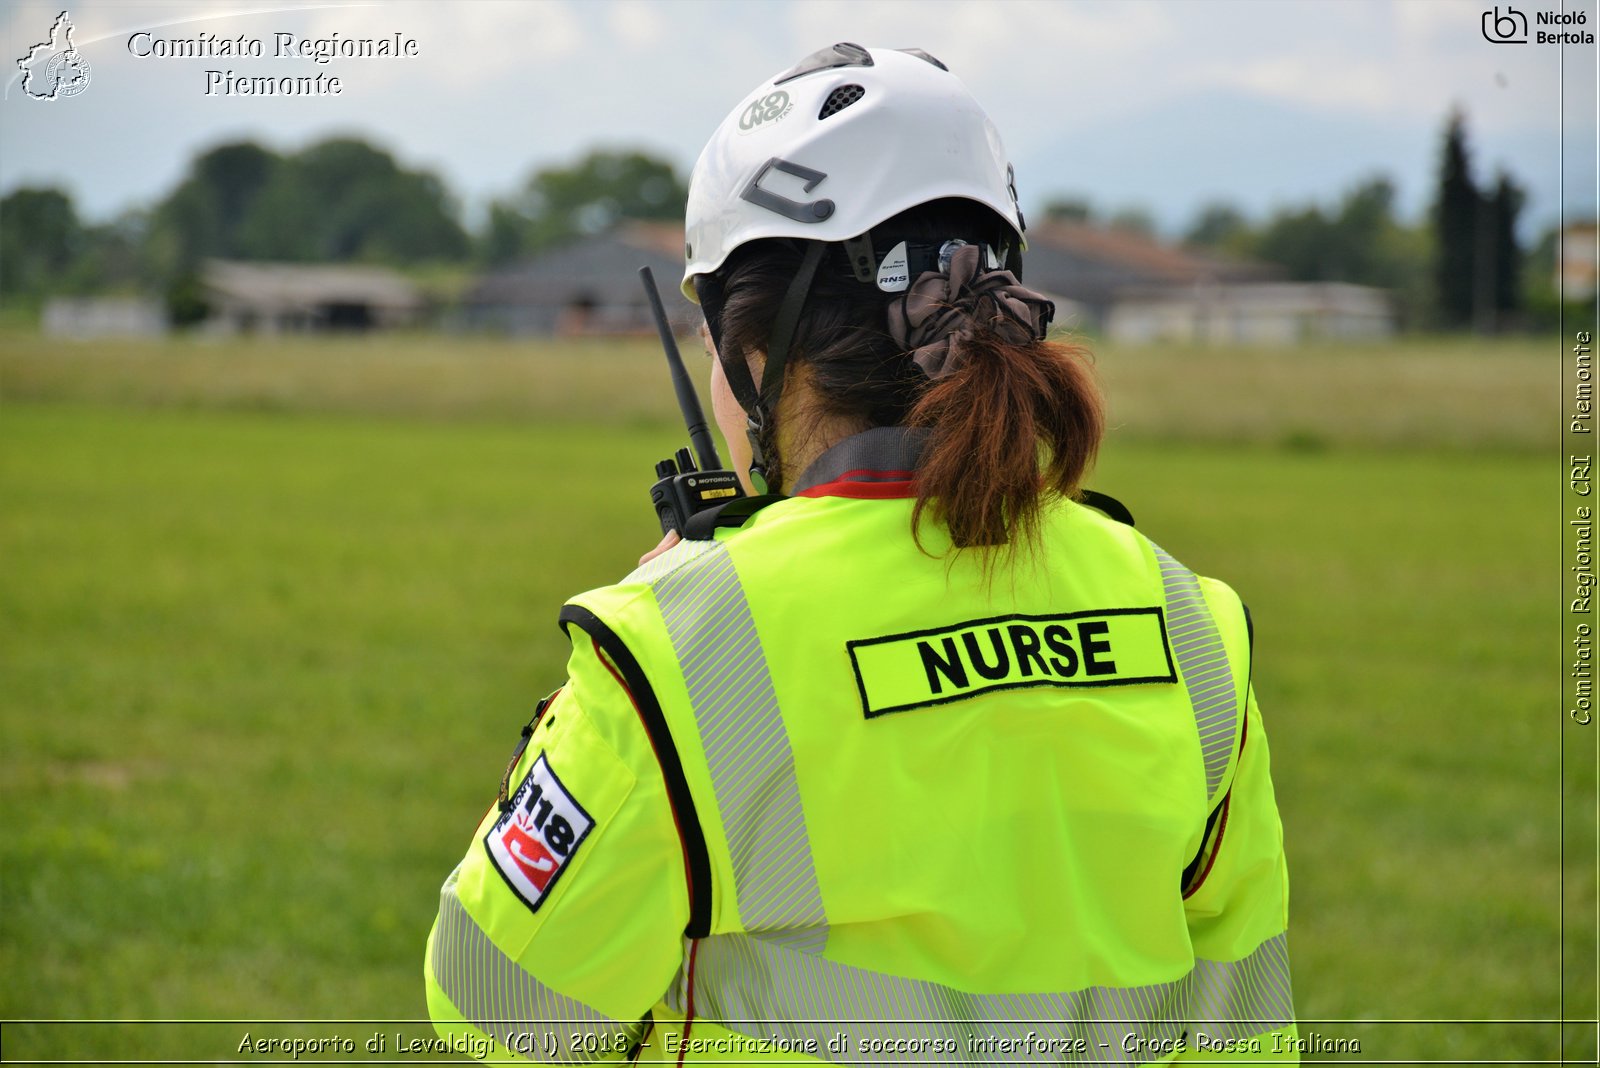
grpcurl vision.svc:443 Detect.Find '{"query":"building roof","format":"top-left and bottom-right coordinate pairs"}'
top-left (1021, 219), bottom-right (1276, 311)
top-left (464, 222), bottom-right (697, 327)
top-left (465, 218), bottom-right (1281, 328)
top-left (202, 259), bottom-right (423, 310)
top-left (616, 220), bottom-right (688, 260)
top-left (1113, 281), bottom-right (1393, 310)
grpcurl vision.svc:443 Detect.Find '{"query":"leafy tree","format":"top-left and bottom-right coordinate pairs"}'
top-left (1184, 177), bottom-right (1434, 327)
top-left (238, 138), bottom-right (468, 263)
top-left (1253, 205), bottom-right (1332, 279)
top-left (69, 210), bottom-right (154, 294)
top-left (0, 186), bottom-right (83, 301)
top-left (151, 141), bottom-right (280, 270)
top-left (200, 143), bottom-right (277, 226)
top-left (484, 149), bottom-right (687, 262)
top-left (1248, 178), bottom-right (1395, 284)
top-left (1334, 178), bottom-right (1397, 284)
top-left (481, 202), bottom-right (530, 266)
top-left (1372, 215), bottom-right (1435, 331)
top-left (1042, 196), bottom-right (1093, 224)
top-left (164, 271), bottom-right (210, 327)
top-left (1183, 202), bottom-right (1250, 252)
top-left (149, 137), bottom-right (468, 268)
top-left (1108, 207), bottom-right (1155, 237)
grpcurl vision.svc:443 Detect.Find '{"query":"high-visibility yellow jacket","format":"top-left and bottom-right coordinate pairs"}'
top-left (425, 428), bottom-right (1296, 1065)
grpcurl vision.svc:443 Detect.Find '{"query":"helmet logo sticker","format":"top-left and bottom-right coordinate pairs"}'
top-left (876, 241), bottom-right (909, 292)
top-left (738, 91), bottom-right (793, 132)
top-left (740, 157), bottom-right (835, 223)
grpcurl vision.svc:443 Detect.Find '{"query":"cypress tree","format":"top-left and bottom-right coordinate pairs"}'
top-left (1489, 172), bottom-right (1524, 322)
top-left (1433, 110), bottom-right (1479, 329)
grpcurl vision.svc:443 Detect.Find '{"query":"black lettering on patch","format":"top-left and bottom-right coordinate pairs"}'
top-left (847, 608), bottom-right (1177, 719)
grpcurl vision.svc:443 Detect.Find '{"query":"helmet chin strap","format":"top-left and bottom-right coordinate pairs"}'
top-left (743, 411), bottom-right (773, 495)
top-left (717, 240), bottom-right (827, 495)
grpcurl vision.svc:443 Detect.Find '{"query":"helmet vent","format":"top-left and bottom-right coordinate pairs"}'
top-left (818, 84), bottom-right (865, 120)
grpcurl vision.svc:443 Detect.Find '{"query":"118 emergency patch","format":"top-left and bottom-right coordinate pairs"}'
top-left (484, 754), bottom-right (595, 912)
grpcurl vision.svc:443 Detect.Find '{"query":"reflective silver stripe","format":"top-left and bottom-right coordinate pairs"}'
top-left (429, 873), bottom-right (644, 1063)
top-left (653, 544), bottom-right (829, 948)
top-left (1150, 544), bottom-right (1240, 803)
top-left (665, 931), bottom-right (1293, 1065)
top-left (621, 535), bottom-right (722, 587)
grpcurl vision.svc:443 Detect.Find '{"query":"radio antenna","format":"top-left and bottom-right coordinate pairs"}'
top-left (639, 266), bottom-right (722, 472)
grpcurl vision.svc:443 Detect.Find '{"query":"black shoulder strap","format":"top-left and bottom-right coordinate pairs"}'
top-left (681, 493), bottom-right (787, 541)
top-left (557, 604), bottom-right (713, 938)
top-left (1079, 489), bottom-right (1136, 527)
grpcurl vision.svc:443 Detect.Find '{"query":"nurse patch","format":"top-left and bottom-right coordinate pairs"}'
top-left (484, 754), bottom-right (594, 912)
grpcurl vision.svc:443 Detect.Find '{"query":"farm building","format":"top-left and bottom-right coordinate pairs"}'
top-left (1558, 220), bottom-right (1598, 303)
top-left (1105, 282), bottom-right (1396, 345)
top-left (201, 259), bottom-right (425, 334)
top-left (1012, 222), bottom-right (1398, 343)
top-left (460, 218), bottom-right (1393, 344)
top-left (463, 219), bottom-right (1265, 338)
top-left (42, 296), bottom-right (167, 339)
top-left (1020, 220), bottom-right (1276, 332)
top-left (462, 222), bottom-right (699, 336)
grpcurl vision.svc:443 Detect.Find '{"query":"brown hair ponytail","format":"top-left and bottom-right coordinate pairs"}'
top-left (711, 199), bottom-right (1104, 557)
top-left (908, 329), bottom-right (1103, 552)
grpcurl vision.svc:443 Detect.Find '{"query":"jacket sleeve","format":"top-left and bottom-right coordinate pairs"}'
top-left (1171, 575), bottom-right (1292, 1061)
top-left (423, 624), bottom-right (690, 1065)
top-left (1176, 579), bottom-right (1297, 1063)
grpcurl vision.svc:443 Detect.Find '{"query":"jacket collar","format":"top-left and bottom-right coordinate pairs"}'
top-left (790, 426), bottom-right (928, 499)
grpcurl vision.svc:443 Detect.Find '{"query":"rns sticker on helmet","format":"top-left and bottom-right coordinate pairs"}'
top-left (876, 241), bottom-right (909, 292)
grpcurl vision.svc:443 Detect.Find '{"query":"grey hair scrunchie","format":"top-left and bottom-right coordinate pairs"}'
top-left (886, 242), bottom-right (1056, 380)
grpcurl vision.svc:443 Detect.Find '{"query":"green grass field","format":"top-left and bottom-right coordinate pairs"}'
top-left (0, 332), bottom-right (1583, 1063)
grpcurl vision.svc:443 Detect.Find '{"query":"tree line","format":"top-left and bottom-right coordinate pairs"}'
top-left (0, 111), bottom-right (1581, 331)
top-left (1046, 111), bottom-right (1556, 330)
top-left (0, 137), bottom-right (687, 323)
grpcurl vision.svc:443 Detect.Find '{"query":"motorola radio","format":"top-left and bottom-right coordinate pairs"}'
top-left (638, 266), bottom-right (746, 535)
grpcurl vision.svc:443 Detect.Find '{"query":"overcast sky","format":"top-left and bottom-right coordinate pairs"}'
top-left (2, 0), bottom-right (1595, 239)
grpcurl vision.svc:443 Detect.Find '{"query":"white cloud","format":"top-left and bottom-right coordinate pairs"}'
top-left (0, 0), bottom-right (1586, 230)
top-left (298, 0), bottom-right (585, 81)
top-left (1220, 1), bottom-right (1551, 129)
top-left (1200, 52), bottom-right (1405, 116)
top-left (763, 0), bottom-right (1185, 163)
top-left (606, 0), bottom-right (667, 52)
top-left (1392, 0), bottom-right (1472, 40)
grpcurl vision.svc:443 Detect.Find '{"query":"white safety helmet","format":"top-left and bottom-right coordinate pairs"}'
top-left (680, 43), bottom-right (1027, 301)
